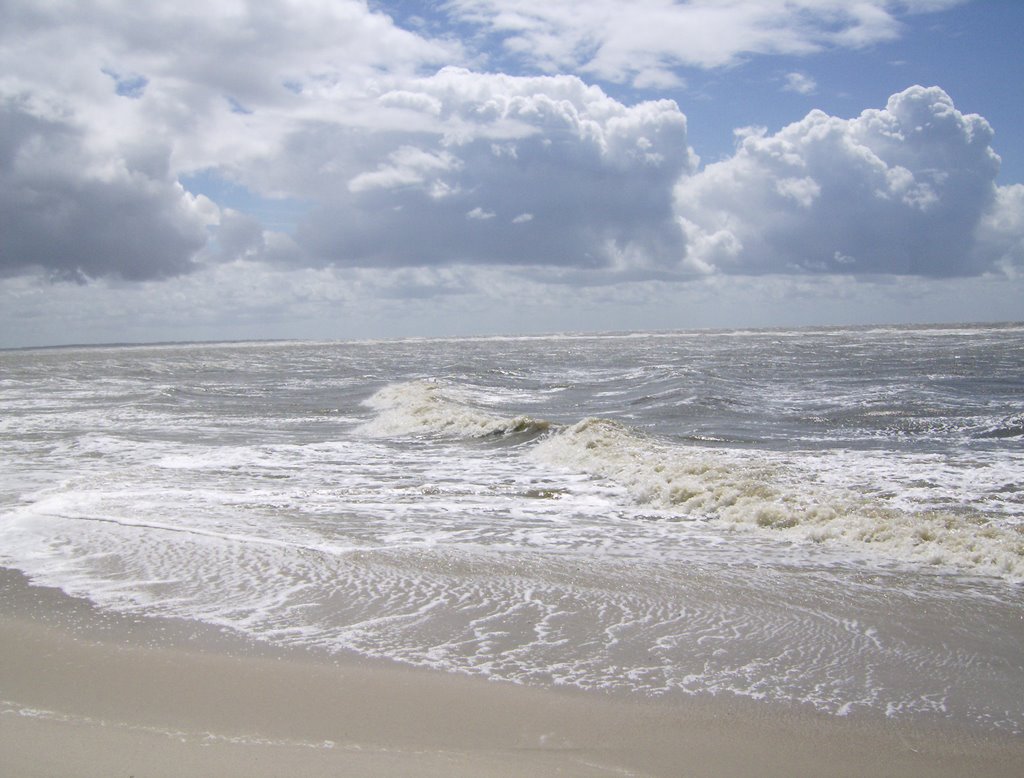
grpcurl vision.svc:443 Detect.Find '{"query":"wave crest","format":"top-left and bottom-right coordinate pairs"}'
top-left (360, 380), bottom-right (551, 440)
top-left (532, 418), bottom-right (1024, 581)
top-left (361, 382), bottom-right (1023, 581)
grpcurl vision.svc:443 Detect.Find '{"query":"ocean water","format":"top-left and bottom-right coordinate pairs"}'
top-left (2, 324), bottom-right (1022, 732)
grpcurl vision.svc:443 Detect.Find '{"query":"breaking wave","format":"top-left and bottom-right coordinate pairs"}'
top-left (359, 379), bottom-right (551, 440)
top-left (363, 381), bottom-right (1024, 582)
top-left (531, 417), bottom-right (1024, 582)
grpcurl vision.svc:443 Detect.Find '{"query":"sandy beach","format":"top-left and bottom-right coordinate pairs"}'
top-left (1, 568), bottom-right (1021, 777)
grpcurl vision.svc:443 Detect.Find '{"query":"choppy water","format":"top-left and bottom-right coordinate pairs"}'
top-left (2, 324), bottom-right (1022, 731)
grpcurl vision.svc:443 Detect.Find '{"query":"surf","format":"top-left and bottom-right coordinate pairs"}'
top-left (363, 380), bottom-right (1024, 582)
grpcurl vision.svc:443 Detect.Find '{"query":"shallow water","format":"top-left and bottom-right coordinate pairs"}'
top-left (2, 324), bottom-right (1022, 731)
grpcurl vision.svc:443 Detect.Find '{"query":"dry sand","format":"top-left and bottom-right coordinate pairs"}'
top-left (2, 567), bottom-right (1021, 777)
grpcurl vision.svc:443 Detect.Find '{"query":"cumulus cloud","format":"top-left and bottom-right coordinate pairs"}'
top-left (0, 0), bottom-right (698, 281)
top-left (0, 0), bottom-right (457, 280)
top-left (675, 85), bottom-right (1013, 277)
top-left (443, 0), bottom-right (965, 85)
top-left (293, 68), bottom-right (696, 271)
top-left (974, 184), bottom-right (1024, 276)
top-left (0, 99), bottom-right (214, 280)
top-left (0, 0), bottom-right (1019, 297)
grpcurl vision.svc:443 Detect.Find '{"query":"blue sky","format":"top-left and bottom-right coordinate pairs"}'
top-left (1, 0), bottom-right (1022, 347)
top-left (674, 2), bottom-right (1024, 183)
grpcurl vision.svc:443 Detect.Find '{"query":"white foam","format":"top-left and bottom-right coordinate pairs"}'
top-left (531, 418), bottom-right (1024, 582)
top-left (356, 381), bottom-right (1024, 582)
top-left (359, 380), bottom-right (551, 439)
top-left (4, 417), bottom-right (1022, 732)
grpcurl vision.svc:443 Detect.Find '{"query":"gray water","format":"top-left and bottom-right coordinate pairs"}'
top-left (1, 324), bottom-right (1022, 732)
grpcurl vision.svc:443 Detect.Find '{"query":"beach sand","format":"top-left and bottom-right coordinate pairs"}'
top-left (2, 567), bottom-right (1021, 777)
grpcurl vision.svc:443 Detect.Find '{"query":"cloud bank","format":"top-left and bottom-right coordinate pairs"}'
top-left (676, 85), bottom-right (1017, 277)
top-left (0, 0), bottom-right (1020, 306)
top-left (0, 98), bottom-right (215, 281)
top-left (0, 0), bottom-right (454, 280)
top-left (293, 68), bottom-right (695, 271)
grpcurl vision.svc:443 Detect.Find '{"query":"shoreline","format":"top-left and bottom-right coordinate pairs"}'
top-left (2, 567), bottom-right (1022, 777)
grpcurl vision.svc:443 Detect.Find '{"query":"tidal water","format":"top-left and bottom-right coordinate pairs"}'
top-left (2, 323), bottom-right (1022, 731)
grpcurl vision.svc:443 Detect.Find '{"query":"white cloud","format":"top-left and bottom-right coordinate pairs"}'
top-left (675, 85), bottom-right (1014, 277)
top-left (347, 146), bottom-right (461, 194)
top-left (775, 176), bottom-right (821, 207)
top-left (783, 71), bottom-right (817, 95)
top-left (443, 0), bottom-right (965, 86)
top-left (293, 67), bottom-right (696, 270)
top-left (974, 183), bottom-right (1024, 276)
top-left (0, 0), bottom-right (459, 280)
top-left (1, 2), bottom-right (699, 281)
top-left (0, 100), bottom-right (215, 280)
top-left (1, 0), bottom-right (1020, 348)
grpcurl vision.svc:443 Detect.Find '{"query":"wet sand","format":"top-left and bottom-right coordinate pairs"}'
top-left (1, 568), bottom-right (1021, 777)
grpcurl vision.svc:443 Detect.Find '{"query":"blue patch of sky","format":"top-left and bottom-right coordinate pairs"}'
top-left (102, 68), bottom-right (148, 99)
top-left (369, 0), bottom-right (444, 31)
top-left (370, 0), bottom-right (484, 74)
top-left (605, 2), bottom-right (1024, 184)
top-left (226, 95), bottom-right (253, 115)
top-left (181, 170), bottom-right (309, 234)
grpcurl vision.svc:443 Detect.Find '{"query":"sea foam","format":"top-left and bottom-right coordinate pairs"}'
top-left (536, 419), bottom-right (1024, 581)
top-left (365, 381), bottom-right (1024, 582)
top-left (360, 379), bottom-right (550, 439)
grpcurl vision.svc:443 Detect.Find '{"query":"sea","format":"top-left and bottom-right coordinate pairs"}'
top-left (2, 323), bottom-right (1022, 733)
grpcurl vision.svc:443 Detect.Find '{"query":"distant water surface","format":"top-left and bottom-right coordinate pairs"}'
top-left (1, 324), bottom-right (1022, 732)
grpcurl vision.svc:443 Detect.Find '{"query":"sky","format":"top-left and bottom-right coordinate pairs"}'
top-left (1, 0), bottom-right (1023, 348)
